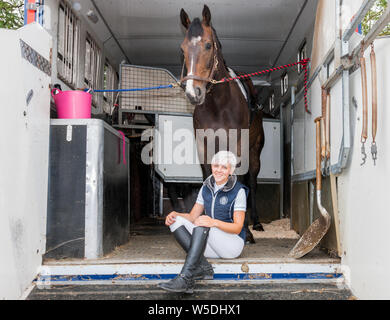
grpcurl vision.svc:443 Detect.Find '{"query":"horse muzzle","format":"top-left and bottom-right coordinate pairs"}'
top-left (183, 79), bottom-right (206, 106)
top-left (186, 91), bottom-right (205, 106)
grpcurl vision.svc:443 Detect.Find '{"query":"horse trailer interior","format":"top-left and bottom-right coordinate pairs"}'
top-left (1, 0), bottom-right (390, 300)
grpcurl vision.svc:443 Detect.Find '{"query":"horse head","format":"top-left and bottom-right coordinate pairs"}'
top-left (180, 5), bottom-right (221, 106)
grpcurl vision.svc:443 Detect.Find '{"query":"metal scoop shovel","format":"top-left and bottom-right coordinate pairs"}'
top-left (289, 117), bottom-right (331, 259)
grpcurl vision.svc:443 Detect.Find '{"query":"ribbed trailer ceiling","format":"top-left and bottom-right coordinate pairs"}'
top-left (89, 0), bottom-right (318, 78)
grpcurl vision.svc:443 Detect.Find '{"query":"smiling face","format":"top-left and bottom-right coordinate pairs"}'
top-left (180, 6), bottom-right (215, 105)
top-left (211, 163), bottom-right (232, 185)
top-left (211, 151), bottom-right (237, 185)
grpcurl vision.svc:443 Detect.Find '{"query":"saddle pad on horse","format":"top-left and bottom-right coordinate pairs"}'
top-left (227, 67), bottom-right (261, 125)
top-left (227, 67), bottom-right (248, 102)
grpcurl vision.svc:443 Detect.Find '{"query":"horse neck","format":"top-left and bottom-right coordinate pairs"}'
top-left (206, 54), bottom-right (236, 104)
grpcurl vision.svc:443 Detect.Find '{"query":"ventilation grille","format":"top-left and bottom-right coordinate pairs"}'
top-left (120, 65), bottom-right (194, 114)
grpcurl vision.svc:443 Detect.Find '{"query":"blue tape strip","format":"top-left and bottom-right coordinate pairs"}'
top-left (36, 273), bottom-right (343, 282)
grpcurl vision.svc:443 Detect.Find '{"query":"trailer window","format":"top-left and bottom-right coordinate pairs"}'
top-left (269, 93), bottom-right (275, 112)
top-left (297, 41), bottom-right (307, 74)
top-left (84, 34), bottom-right (102, 107)
top-left (57, 2), bottom-right (80, 88)
top-left (281, 73), bottom-right (288, 96)
top-left (103, 60), bottom-right (118, 105)
top-left (327, 57), bottom-right (335, 79)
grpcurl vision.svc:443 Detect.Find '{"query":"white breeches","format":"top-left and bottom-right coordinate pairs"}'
top-left (170, 216), bottom-right (245, 259)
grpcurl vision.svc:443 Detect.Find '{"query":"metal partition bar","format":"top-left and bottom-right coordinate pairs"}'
top-left (337, 0), bottom-right (352, 174)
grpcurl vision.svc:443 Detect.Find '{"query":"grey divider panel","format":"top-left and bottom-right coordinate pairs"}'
top-left (102, 128), bottom-right (130, 255)
top-left (329, 79), bottom-right (343, 168)
top-left (45, 119), bottom-right (130, 260)
top-left (46, 125), bottom-right (87, 259)
top-left (257, 120), bottom-right (281, 183)
top-left (155, 115), bottom-right (281, 183)
top-left (154, 114), bottom-right (203, 183)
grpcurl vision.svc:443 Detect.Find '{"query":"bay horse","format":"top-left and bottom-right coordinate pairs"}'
top-left (179, 5), bottom-right (265, 242)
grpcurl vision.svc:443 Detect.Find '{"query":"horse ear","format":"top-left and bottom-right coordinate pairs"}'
top-left (202, 5), bottom-right (211, 26)
top-left (180, 9), bottom-right (191, 30)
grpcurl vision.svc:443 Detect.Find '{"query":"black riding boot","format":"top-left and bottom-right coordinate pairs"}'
top-left (171, 225), bottom-right (214, 280)
top-left (158, 227), bottom-right (210, 293)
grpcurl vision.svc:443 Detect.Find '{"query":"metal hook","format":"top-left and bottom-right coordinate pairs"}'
top-left (361, 142), bottom-right (367, 166)
top-left (371, 142), bottom-right (378, 166)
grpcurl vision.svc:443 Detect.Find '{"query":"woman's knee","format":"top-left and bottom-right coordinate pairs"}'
top-left (207, 231), bottom-right (244, 259)
top-left (169, 215), bottom-right (188, 232)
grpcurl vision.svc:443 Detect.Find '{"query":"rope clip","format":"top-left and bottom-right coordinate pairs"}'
top-left (371, 142), bottom-right (378, 166)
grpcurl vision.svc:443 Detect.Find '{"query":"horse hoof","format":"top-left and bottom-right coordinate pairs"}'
top-left (245, 233), bottom-right (256, 244)
top-left (253, 223), bottom-right (264, 232)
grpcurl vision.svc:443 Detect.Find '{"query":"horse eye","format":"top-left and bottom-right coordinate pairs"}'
top-left (205, 43), bottom-right (212, 50)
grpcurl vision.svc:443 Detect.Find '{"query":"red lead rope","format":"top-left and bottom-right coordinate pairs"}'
top-left (217, 58), bottom-right (311, 114)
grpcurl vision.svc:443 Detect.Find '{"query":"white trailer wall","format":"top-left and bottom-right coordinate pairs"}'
top-left (292, 0), bottom-right (390, 299)
top-left (0, 23), bottom-right (52, 300)
top-left (339, 37), bottom-right (390, 300)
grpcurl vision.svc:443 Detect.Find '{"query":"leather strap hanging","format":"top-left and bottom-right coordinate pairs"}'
top-left (370, 43), bottom-right (378, 165)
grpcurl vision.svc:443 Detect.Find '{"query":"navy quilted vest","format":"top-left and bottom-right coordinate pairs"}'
top-left (202, 175), bottom-right (249, 241)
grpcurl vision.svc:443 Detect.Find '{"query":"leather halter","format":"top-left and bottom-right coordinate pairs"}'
top-left (180, 30), bottom-right (220, 87)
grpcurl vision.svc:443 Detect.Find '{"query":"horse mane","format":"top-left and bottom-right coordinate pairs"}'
top-left (211, 26), bottom-right (222, 50)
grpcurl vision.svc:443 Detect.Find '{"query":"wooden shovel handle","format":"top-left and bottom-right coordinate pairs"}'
top-left (360, 56), bottom-right (368, 143)
top-left (326, 92), bottom-right (331, 159)
top-left (321, 88), bottom-right (327, 159)
top-left (370, 45), bottom-right (377, 142)
top-left (315, 117), bottom-right (322, 191)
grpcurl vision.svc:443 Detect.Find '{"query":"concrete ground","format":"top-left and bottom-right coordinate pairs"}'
top-left (27, 282), bottom-right (354, 300)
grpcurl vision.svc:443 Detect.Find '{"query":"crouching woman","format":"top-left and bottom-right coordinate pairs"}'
top-left (158, 151), bottom-right (248, 293)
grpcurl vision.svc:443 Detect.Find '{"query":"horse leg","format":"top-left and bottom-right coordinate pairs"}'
top-left (236, 175), bottom-right (256, 244)
top-left (201, 163), bottom-right (212, 180)
top-left (244, 214), bottom-right (256, 244)
top-left (249, 132), bottom-right (264, 231)
top-left (167, 183), bottom-right (185, 213)
top-left (182, 184), bottom-right (195, 213)
top-left (249, 166), bottom-right (264, 231)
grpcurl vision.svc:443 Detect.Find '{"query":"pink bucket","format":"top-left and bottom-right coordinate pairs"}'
top-left (51, 89), bottom-right (92, 119)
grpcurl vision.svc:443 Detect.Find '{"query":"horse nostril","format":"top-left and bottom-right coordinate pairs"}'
top-left (196, 87), bottom-right (202, 97)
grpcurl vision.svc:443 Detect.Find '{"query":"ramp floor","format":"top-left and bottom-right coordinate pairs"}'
top-left (44, 218), bottom-right (339, 265)
top-left (27, 282), bottom-right (354, 300)
top-left (33, 219), bottom-right (350, 300)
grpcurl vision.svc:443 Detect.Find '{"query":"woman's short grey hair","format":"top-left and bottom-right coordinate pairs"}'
top-left (211, 151), bottom-right (237, 174)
